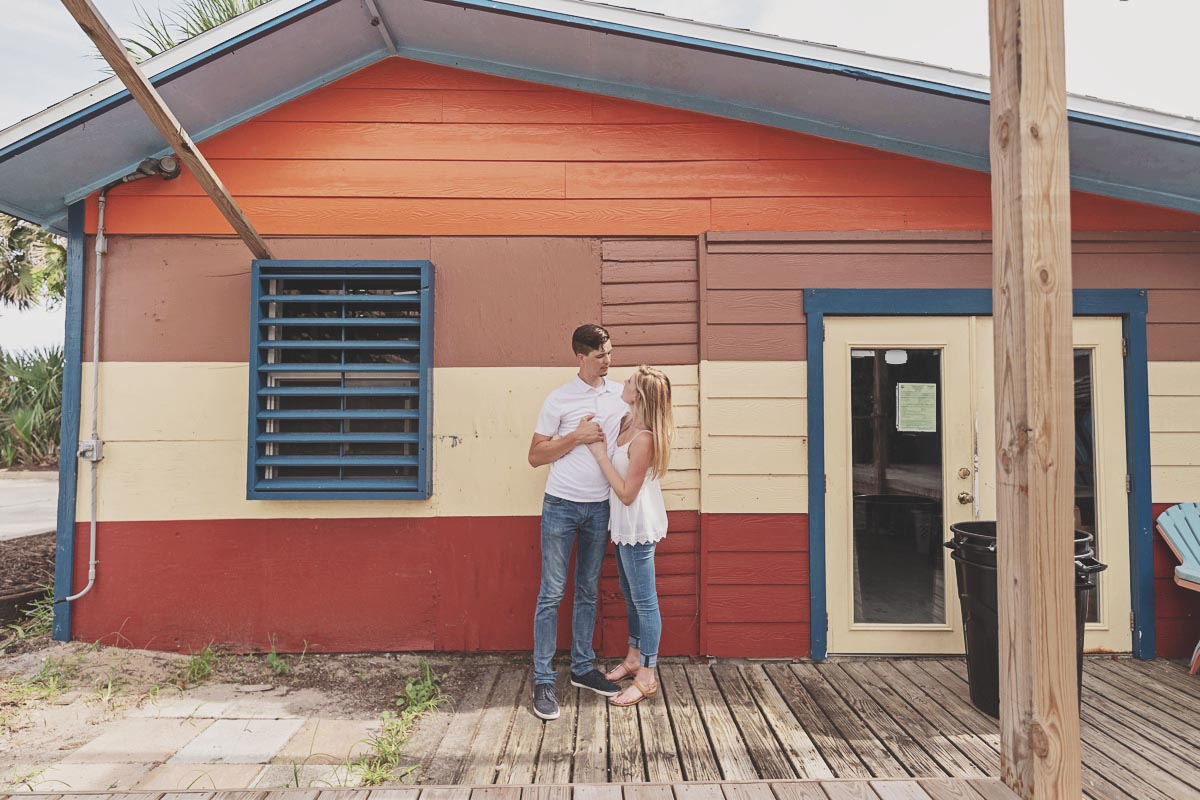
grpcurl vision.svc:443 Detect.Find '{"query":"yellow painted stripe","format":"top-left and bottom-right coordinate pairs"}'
top-left (1149, 361), bottom-right (1200, 502)
top-left (700, 360), bottom-right (808, 513)
top-left (77, 363), bottom-right (698, 521)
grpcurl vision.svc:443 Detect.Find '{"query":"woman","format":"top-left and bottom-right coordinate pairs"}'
top-left (587, 365), bottom-right (674, 707)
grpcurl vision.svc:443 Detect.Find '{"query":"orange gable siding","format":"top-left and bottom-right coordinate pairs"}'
top-left (86, 58), bottom-right (1200, 235)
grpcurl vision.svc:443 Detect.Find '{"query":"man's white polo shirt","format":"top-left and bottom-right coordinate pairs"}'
top-left (535, 376), bottom-right (629, 503)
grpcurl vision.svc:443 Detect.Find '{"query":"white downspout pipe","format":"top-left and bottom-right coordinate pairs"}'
top-left (59, 158), bottom-right (180, 606)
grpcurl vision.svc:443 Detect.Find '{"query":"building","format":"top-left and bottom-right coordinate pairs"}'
top-left (1, 0), bottom-right (1197, 660)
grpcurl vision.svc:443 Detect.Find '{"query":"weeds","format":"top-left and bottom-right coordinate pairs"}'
top-left (178, 643), bottom-right (218, 687)
top-left (266, 634), bottom-right (291, 676)
top-left (0, 585), bottom-right (54, 650)
top-left (0, 653), bottom-right (83, 733)
top-left (352, 658), bottom-right (445, 785)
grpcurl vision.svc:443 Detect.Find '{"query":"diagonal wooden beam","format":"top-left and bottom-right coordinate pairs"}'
top-left (988, 0), bottom-right (1082, 798)
top-left (61, 0), bottom-right (274, 259)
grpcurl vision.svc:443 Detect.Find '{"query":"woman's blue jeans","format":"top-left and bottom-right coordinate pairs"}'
top-left (616, 541), bottom-right (661, 668)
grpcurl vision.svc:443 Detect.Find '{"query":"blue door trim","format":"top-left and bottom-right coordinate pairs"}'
top-left (803, 288), bottom-right (1153, 660)
top-left (52, 201), bottom-right (87, 642)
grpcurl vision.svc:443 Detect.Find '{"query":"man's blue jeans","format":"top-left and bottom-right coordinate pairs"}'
top-left (533, 493), bottom-right (610, 685)
top-left (616, 541), bottom-right (661, 668)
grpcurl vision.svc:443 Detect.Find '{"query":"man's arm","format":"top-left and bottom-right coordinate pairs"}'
top-left (528, 414), bottom-right (604, 468)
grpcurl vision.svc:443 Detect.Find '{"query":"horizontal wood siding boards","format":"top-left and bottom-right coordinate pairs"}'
top-left (112, 160), bottom-right (569, 198)
top-left (601, 238), bottom-right (699, 366)
top-left (79, 236), bottom-right (599, 366)
top-left (565, 160), bottom-right (989, 198)
top-left (84, 58), bottom-right (1199, 237)
top-left (701, 361), bottom-right (808, 514)
top-left (700, 236), bottom-right (1200, 362)
top-left (1152, 504), bottom-right (1200, 658)
top-left (76, 362), bottom-right (700, 521)
top-left (88, 197), bottom-right (713, 236)
top-left (701, 513), bottom-right (810, 658)
top-left (65, 515), bottom-right (701, 656)
top-left (1148, 363), bottom-right (1200, 502)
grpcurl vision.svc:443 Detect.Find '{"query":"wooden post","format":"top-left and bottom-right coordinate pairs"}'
top-left (60, 0), bottom-right (274, 260)
top-left (988, 1), bottom-right (1082, 798)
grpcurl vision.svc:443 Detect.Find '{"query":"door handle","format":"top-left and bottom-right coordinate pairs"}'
top-left (957, 491), bottom-right (974, 505)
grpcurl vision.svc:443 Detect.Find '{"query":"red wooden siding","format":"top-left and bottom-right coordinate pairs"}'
top-left (70, 514), bottom-right (700, 657)
top-left (601, 238), bottom-right (700, 366)
top-left (701, 232), bottom-right (1200, 362)
top-left (700, 514), bottom-right (811, 658)
top-left (1153, 503), bottom-right (1200, 658)
top-left (85, 58), bottom-right (1200, 236)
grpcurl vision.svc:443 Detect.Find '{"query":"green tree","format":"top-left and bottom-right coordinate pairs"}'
top-left (122, 0), bottom-right (272, 61)
top-left (0, 214), bottom-right (66, 310)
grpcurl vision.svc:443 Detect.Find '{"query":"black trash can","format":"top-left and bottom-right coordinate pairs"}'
top-left (945, 520), bottom-right (1107, 718)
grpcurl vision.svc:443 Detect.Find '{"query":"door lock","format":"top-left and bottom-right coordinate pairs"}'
top-left (957, 491), bottom-right (974, 505)
top-left (958, 467), bottom-right (972, 479)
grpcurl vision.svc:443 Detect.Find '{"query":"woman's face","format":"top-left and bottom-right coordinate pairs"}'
top-left (622, 374), bottom-right (639, 406)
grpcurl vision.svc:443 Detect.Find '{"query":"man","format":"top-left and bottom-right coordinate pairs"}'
top-left (527, 324), bottom-right (627, 720)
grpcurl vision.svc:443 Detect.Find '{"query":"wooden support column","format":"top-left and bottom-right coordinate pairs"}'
top-left (60, 0), bottom-right (273, 259)
top-left (988, 1), bottom-right (1082, 798)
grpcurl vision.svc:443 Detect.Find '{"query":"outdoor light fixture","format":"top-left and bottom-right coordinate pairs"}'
top-left (134, 155), bottom-right (182, 179)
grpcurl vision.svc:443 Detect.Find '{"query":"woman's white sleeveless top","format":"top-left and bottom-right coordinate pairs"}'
top-left (609, 430), bottom-right (669, 546)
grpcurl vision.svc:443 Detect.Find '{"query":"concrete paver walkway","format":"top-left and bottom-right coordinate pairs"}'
top-left (3, 684), bottom-right (378, 792)
top-left (0, 472), bottom-right (58, 541)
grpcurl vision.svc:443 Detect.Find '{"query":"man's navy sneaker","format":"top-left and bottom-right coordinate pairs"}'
top-left (533, 682), bottom-right (560, 720)
top-left (571, 668), bottom-right (620, 697)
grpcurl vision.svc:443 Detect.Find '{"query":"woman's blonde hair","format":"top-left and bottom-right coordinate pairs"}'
top-left (631, 365), bottom-right (675, 480)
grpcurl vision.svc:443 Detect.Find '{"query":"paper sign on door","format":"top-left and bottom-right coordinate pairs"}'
top-left (896, 383), bottom-right (937, 433)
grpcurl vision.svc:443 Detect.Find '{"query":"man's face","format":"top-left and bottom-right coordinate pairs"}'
top-left (577, 340), bottom-right (612, 381)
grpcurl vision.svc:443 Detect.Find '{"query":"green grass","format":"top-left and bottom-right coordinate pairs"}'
top-left (179, 643), bottom-right (218, 686)
top-left (352, 658), bottom-right (445, 785)
top-left (266, 634), bottom-right (291, 676)
top-left (1, 585), bottom-right (54, 650)
top-left (0, 653), bottom-right (84, 733)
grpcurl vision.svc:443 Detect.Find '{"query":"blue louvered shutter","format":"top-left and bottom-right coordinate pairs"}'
top-left (247, 260), bottom-right (433, 499)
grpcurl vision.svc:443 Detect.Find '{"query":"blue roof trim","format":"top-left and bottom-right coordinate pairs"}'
top-left (0, 0), bottom-right (342, 166)
top-left (435, 0), bottom-right (1200, 147)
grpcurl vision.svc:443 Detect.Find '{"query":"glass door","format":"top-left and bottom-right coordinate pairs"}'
top-left (825, 317), bottom-right (975, 654)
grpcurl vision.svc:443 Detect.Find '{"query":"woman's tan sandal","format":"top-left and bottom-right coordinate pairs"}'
top-left (610, 678), bottom-right (658, 707)
top-left (605, 662), bottom-right (639, 682)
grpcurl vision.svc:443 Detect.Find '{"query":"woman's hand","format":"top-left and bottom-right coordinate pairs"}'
top-left (587, 440), bottom-right (607, 460)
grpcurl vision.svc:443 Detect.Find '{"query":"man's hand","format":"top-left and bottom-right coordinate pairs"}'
top-left (574, 414), bottom-right (605, 445)
top-left (528, 414), bottom-right (605, 468)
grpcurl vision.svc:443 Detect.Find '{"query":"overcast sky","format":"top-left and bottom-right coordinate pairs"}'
top-left (1, 0), bottom-right (1196, 352)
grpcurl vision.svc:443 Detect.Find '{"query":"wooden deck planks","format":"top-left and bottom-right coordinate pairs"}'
top-left (423, 671), bottom-right (504, 784)
top-left (711, 664), bottom-right (796, 779)
top-left (762, 663), bottom-right (871, 779)
top-left (871, 782), bottom-right (937, 800)
top-left (659, 664), bottom-right (722, 782)
top-left (462, 670), bottom-right (528, 784)
top-left (496, 675), bottom-right (546, 785)
top-left (854, 663), bottom-right (994, 777)
top-left (789, 664), bottom-right (907, 778)
top-left (534, 676), bottom-right (579, 784)
top-left (573, 686), bottom-right (610, 784)
top-left (639, 680), bottom-right (685, 783)
top-left (741, 666), bottom-right (833, 779)
top-left (685, 664), bottom-right (759, 780)
top-left (608, 694), bottom-right (646, 782)
top-left (816, 664), bottom-right (946, 778)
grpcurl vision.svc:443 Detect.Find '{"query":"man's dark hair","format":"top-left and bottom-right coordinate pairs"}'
top-left (572, 324), bottom-right (610, 356)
